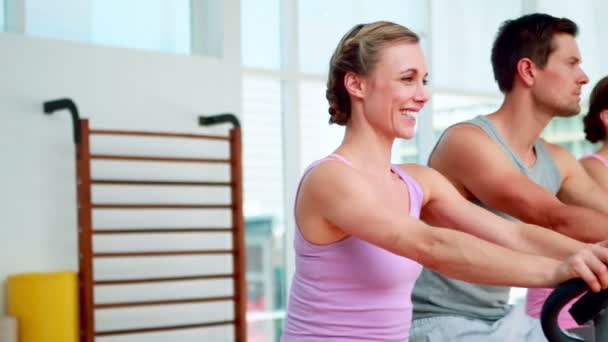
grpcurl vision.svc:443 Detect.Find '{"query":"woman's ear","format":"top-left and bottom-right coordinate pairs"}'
top-left (599, 109), bottom-right (608, 130)
top-left (516, 58), bottom-right (536, 88)
top-left (344, 71), bottom-right (365, 99)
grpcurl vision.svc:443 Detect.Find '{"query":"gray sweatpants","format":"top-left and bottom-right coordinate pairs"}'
top-left (410, 302), bottom-right (566, 342)
top-left (410, 303), bottom-right (594, 342)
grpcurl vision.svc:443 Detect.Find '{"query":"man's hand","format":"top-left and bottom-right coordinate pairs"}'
top-left (554, 242), bottom-right (608, 292)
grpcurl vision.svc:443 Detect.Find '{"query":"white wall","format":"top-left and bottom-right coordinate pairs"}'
top-left (0, 11), bottom-right (240, 324)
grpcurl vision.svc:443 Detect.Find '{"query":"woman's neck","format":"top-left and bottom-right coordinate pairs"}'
top-left (336, 124), bottom-right (395, 178)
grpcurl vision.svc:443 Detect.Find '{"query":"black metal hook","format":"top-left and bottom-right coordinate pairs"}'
top-left (198, 113), bottom-right (240, 128)
top-left (43, 98), bottom-right (81, 144)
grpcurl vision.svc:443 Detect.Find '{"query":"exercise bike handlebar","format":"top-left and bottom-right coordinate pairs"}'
top-left (541, 278), bottom-right (608, 342)
top-left (541, 279), bottom-right (588, 342)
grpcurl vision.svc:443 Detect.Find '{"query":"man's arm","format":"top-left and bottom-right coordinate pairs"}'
top-left (409, 164), bottom-right (586, 260)
top-left (430, 125), bottom-right (608, 242)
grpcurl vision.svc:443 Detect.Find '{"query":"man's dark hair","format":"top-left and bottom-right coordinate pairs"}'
top-left (491, 13), bottom-right (578, 93)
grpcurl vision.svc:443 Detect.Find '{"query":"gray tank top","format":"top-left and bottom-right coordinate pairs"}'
top-left (412, 115), bottom-right (562, 321)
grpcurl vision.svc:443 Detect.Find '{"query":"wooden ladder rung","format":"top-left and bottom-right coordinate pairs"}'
top-left (89, 129), bottom-right (230, 141)
top-left (95, 296), bottom-right (235, 309)
top-left (93, 228), bottom-right (232, 234)
top-left (95, 320), bottom-right (235, 336)
top-left (92, 204), bottom-right (231, 209)
top-left (95, 274), bottom-right (234, 285)
top-left (92, 179), bottom-right (231, 186)
top-left (94, 250), bottom-right (234, 257)
top-left (91, 154), bottom-right (230, 164)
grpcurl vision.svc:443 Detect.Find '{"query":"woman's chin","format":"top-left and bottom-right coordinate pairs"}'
top-left (396, 130), bottom-right (416, 140)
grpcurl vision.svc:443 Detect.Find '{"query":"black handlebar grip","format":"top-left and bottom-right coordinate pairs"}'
top-left (541, 278), bottom-right (588, 342)
top-left (569, 286), bottom-right (608, 325)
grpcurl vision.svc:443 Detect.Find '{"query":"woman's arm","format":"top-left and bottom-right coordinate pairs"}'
top-left (299, 161), bottom-right (608, 291)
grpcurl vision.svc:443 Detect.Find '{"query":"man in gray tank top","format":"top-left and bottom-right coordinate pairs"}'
top-left (411, 13), bottom-right (608, 341)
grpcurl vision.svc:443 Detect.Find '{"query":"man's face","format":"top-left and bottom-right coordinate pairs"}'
top-left (532, 33), bottom-right (589, 117)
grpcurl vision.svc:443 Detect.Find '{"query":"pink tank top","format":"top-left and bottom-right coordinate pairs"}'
top-left (583, 153), bottom-right (608, 168)
top-left (526, 288), bottom-right (580, 329)
top-left (282, 154), bottom-right (424, 341)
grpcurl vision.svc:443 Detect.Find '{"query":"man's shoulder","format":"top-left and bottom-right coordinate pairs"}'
top-left (444, 121), bottom-right (488, 138)
top-left (434, 119), bottom-right (496, 156)
top-left (538, 138), bottom-right (575, 162)
top-left (431, 117), bottom-right (521, 178)
top-left (538, 138), bottom-right (569, 154)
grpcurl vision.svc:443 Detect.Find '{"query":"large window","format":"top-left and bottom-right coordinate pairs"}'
top-left (543, 114), bottom-right (595, 158)
top-left (241, 0), bottom-right (280, 70)
top-left (432, 92), bottom-right (502, 139)
top-left (241, 73), bottom-right (286, 341)
top-left (25, 0), bottom-right (193, 54)
top-left (298, 0), bottom-right (428, 75)
top-left (298, 80), bottom-right (344, 169)
top-left (0, 0), bottom-right (5, 32)
top-left (90, 0), bottom-right (191, 54)
top-left (240, 0), bottom-right (286, 339)
top-left (430, 0), bottom-right (522, 93)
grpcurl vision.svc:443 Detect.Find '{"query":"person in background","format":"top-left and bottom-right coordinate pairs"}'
top-left (581, 76), bottom-right (608, 191)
